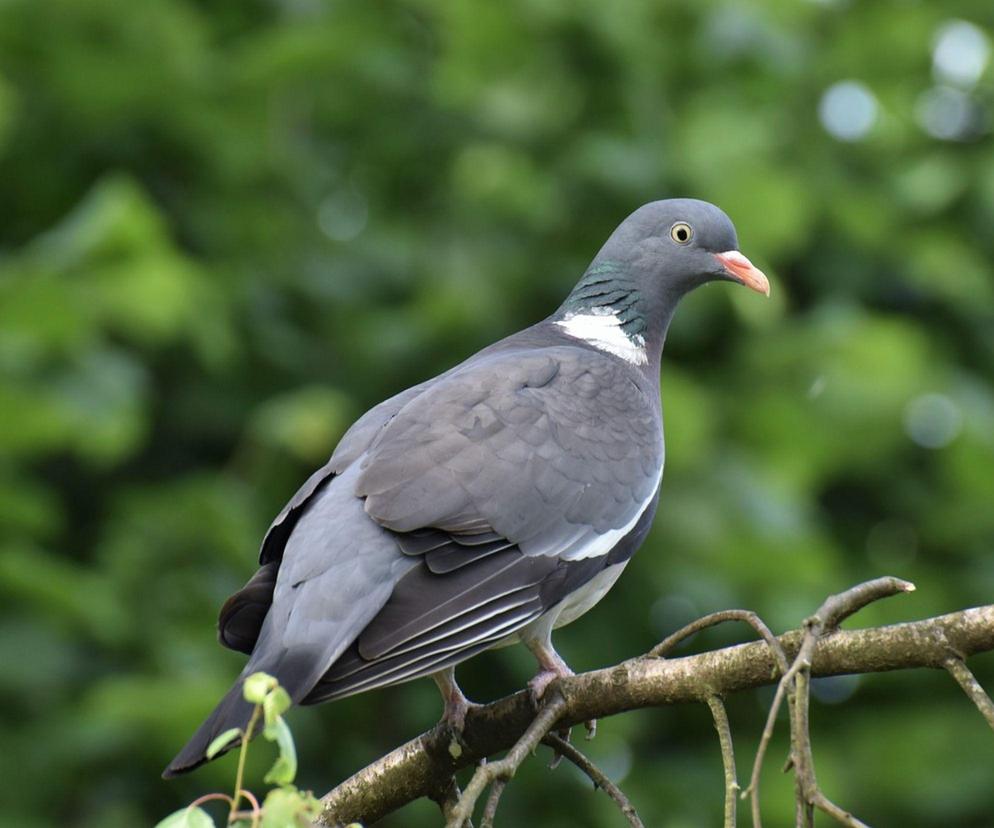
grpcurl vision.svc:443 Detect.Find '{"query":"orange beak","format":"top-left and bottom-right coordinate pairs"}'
top-left (713, 251), bottom-right (770, 296)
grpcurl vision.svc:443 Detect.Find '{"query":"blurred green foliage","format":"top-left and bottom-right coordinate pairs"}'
top-left (1, 1), bottom-right (993, 826)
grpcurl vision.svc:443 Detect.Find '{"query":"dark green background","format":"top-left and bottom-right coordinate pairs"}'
top-left (2, 1), bottom-right (993, 825)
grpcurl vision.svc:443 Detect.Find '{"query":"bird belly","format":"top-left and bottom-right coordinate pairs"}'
top-left (491, 561), bottom-right (630, 650)
top-left (551, 561), bottom-right (628, 628)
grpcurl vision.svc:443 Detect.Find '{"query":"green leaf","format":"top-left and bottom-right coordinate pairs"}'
top-left (262, 686), bottom-right (291, 726)
top-left (154, 805), bottom-right (215, 828)
top-left (262, 717), bottom-right (297, 785)
top-left (205, 727), bottom-right (242, 759)
top-left (260, 787), bottom-right (322, 828)
top-left (243, 672), bottom-right (277, 704)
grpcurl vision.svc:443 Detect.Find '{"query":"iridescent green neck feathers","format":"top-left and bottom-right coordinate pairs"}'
top-left (555, 262), bottom-right (649, 366)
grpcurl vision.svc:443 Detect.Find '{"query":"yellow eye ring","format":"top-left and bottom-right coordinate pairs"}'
top-left (670, 222), bottom-right (693, 244)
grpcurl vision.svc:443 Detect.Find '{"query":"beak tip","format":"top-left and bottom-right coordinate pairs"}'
top-left (714, 251), bottom-right (770, 298)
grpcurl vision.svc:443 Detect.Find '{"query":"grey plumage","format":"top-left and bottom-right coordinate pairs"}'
top-left (164, 198), bottom-right (769, 777)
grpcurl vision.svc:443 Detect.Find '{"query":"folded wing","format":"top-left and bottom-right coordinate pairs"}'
top-left (301, 345), bottom-right (663, 701)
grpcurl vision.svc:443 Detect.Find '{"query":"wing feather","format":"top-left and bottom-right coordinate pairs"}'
top-left (304, 596), bottom-right (545, 704)
top-left (356, 549), bottom-right (554, 660)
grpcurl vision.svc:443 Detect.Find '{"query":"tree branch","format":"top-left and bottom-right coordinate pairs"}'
top-left (444, 692), bottom-right (567, 828)
top-left (316, 602), bottom-right (994, 827)
top-left (541, 733), bottom-right (644, 828)
top-left (706, 694), bottom-right (738, 828)
top-left (944, 656), bottom-right (994, 733)
top-left (782, 577), bottom-right (914, 827)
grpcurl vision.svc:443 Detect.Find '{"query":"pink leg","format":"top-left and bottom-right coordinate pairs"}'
top-left (523, 635), bottom-right (597, 745)
top-left (524, 637), bottom-right (575, 704)
top-left (431, 666), bottom-right (479, 735)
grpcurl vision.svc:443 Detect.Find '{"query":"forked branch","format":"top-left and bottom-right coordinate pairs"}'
top-left (316, 588), bottom-right (994, 827)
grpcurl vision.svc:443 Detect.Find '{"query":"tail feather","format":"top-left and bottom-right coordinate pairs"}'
top-left (163, 646), bottom-right (325, 778)
top-left (162, 677), bottom-right (256, 778)
top-left (218, 563), bottom-right (279, 655)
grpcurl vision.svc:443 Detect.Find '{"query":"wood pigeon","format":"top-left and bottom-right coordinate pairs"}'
top-left (164, 198), bottom-right (769, 777)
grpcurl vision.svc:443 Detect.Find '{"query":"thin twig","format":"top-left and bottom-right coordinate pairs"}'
top-left (650, 608), bottom-right (791, 828)
top-left (786, 577), bottom-right (914, 827)
top-left (944, 656), bottom-right (994, 733)
top-left (479, 780), bottom-right (506, 828)
top-left (542, 733), bottom-right (644, 828)
top-left (706, 695), bottom-right (737, 828)
top-left (189, 792), bottom-right (234, 810)
top-left (743, 654), bottom-right (803, 826)
top-left (814, 577), bottom-right (915, 631)
top-left (793, 667), bottom-right (818, 828)
top-left (445, 692), bottom-right (568, 828)
top-left (231, 706), bottom-right (262, 827)
top-left (651, 609), bottom-right (789, 673)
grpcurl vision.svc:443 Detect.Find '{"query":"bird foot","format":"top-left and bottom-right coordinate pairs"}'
top-left (523, 641), bottom-right (595, 766)
top-left (528, 664), bottom-right (575, 709)
top-left (526, 663), bottom-right (596, 768)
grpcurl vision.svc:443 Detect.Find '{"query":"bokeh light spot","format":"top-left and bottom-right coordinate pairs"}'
top-left (818, 81), bottom-right (878, 142)
top-left (933, 20), bottom-right (990, 88)
top-left (807, 375), bottom-right (827, 399)
top-left (915, 85), bottom-right (985, 141)
top-left (903, 393), bottom-right (962, 449)
top-left (318, 188), bottom-right (368, 242)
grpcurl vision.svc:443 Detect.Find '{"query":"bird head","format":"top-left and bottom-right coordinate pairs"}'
top-left (555, 199), bottom-right (770, 366)
top-left (596, 198), bottom-right (770, 300)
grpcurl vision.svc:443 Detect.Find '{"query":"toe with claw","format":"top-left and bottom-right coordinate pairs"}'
top-left (528, 665), bottom-right (573, 708)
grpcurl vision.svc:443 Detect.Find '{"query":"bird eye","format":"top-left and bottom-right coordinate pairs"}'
top-left (670, 222), bottom-right (693, 244)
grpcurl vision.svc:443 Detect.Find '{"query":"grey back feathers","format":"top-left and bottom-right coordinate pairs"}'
top-left (356, 346), bottom-right (662, 549)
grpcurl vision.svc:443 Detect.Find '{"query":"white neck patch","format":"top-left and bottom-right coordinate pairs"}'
top-left (555, 308), bottom-right (648, 366)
